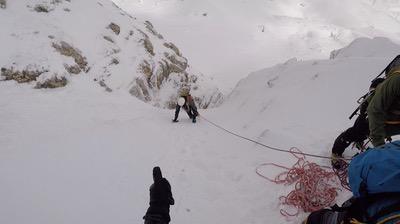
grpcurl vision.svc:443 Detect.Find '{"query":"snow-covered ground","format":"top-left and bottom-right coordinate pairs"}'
top-left (112, 0), bottom-right (400, 92)
top-left (2, 35), bottom-right (400, 224)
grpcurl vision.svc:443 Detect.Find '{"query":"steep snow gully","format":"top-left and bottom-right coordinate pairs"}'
top-left (2, 37), bottom-right (400, 224)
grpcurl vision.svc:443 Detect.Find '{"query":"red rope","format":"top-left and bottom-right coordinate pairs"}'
top-left (256, 147), bottom-right (341, 217)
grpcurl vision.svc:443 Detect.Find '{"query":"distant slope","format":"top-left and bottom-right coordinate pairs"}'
top-left (0, 0), bottom-right (222, 108)
top-left (210, 37), bottom-right (400, 153)
top-left (112, 0), bottom-right (400, 91)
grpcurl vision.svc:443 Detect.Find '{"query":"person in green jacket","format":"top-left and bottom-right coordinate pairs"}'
top-left (367, 57), bottom-right (400, 147)
top-left (331, 78), bottom-right (384, 169)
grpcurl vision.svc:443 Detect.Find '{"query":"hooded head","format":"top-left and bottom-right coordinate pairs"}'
top-left (385, 55), bottom-right (400, 75)
top-left (153, 166), bottom-right (162, 182)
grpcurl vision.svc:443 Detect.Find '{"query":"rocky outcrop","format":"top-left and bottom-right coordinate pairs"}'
top-left (1, 0), bottom-right (222, 109)
top-left (142, 37), bottom-right (155, 56)
top-left (163, 42), bottom-right (181, 56)
top-left (35, 76), bottom-right (67, 88)
top-left (52, 41), bottom-right (89, 74)
top-left (145, 21), bottom-right (163, 39)
top-left (34, 4), bottom-right (50, 13)
top-left (1, 67), bottom-right (46, 83)
top-left (130, 78), bottom-right (151, 102)
top-left (108, 22), bottom-right (120, 35)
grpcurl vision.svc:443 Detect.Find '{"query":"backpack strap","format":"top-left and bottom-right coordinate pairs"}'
top-left (349, 193), bottom-right (400, 224)
top-left (368, 200), bottom-right (400, 223)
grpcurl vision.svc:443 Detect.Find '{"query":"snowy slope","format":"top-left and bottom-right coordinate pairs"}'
top-left (215, 37), bottom-right (400, 153)
top-left (2, 37), bottom-right (399, 224)
top-left (0, 0), bottom-right (222, 108)
top-left (112, 0), bottom-right (400, 92)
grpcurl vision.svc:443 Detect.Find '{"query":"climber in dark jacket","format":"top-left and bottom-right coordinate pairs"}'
top-left (143, 167), bottom-right (175, 224)
top-left (331, 78), bottom-right (385, 169)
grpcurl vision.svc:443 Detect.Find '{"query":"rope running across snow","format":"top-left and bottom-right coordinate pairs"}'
top-left (199, 115), bottom-right (352, 161)
top-left (199, 115), bottom-right (351, 216)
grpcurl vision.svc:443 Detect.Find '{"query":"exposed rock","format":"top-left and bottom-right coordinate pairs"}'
top-left (35, 76), bottom-right (67, 89)
top-left (103, 35), bottom-right (114, 43)
top-left (144, 21), bottom-right (163, 39)
top-left (64, 8), bottom-right (70, 12)
top-left (138, 60), bottom-right (153, 78)
top-left (1, 67), bottom-right (45, 83)
top-left (110, 58), bottom-right (119, 65)
top-left (52, 41), bottom-right (89, 73)
top-left (99, 80), bottom-right (112, 92)
top-left (189, 74), bottom-right (198, 83)
top-left (48, 35), bottom-right (55, 39)
top-left (130, 78), bottom-right (151, 101)
top-left (155, 60), bottom-right (170, 89)
top-left (164, 52), bottom-right (188, 71)
top-left (329, 50), bottom-right (339, 60)
top-left (143, 38), bottom-right (155, 56)
top-left (163, 42), bottom-right (181, 56)
top-left (34, 4), bottom-right (50, 13)
top-left (125, 30), bottom-right (134, 40)
top-left (195, 92), bottom-right (224, 109)
top-left (0, 0), bottom-right (6, 9)
top-left (64, 64), bottom-right (81, 74)
top-left (108, 22), bottom-right (120, 35)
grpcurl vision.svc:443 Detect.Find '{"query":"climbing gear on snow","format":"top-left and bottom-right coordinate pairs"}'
top-left (256, 148), bottom-right (340, 217)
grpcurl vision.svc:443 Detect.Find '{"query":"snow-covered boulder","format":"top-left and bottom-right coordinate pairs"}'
top-left (0, 0), bottom-right (222, 108)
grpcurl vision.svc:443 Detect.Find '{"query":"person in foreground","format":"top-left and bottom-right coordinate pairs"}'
top-left (367, 57), bottom-right (400, 147)
top-left (143, 167), bottom-right (175, 224)
top-left (331, 56), bottom-right (400, 168)
top-left (331, 78), bottom-right (384, 168)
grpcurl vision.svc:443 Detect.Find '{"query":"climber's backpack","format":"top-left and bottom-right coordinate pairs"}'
top-left (349, 141), bottom-right (400, 198)
top-left (304, 141), bottom-right (400, 224)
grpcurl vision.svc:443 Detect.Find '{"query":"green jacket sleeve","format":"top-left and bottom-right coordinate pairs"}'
top-left (367, 74), bottom-right (400, 146)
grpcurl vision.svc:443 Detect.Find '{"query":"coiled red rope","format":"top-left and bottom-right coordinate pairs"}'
top-left (200, 115), bottom-right (352, 216)
top-left (256, 147), bottom-right (341, 217)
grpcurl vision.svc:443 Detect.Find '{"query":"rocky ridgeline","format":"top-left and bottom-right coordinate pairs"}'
top-left (0, 0), bottom-right (222, 108)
